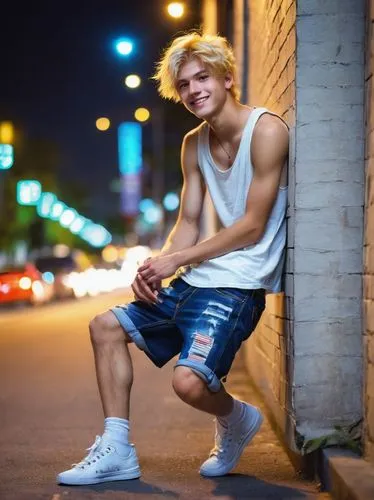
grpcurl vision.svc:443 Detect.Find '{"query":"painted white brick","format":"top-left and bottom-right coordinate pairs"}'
top-left (298, 0), bottom-right (363, 16)
top-left (293, 160), bottom-right (364, 184)
top-left (297, 62), bottom-right (363, 87)
top-left (295, 220), bottom-right (362, 251)
top-left (295, 206), bottom-right (363, 228)
top-left (296, 15), bottom-right (364, 44)
top-left (296, 137), bottom-right (364, 162)
top-left (294, 296), bottom-right (361, 322)
top-left (297, 87), bottom-right (364, 106)
top-left (295, 273), bottom-right (362, 300)
top-left (295, 182), bottom-right (364, 208)
top-left (294, 248), bottom-right (363, 274)
top-left (294, 319), bottom-right (363, 356)
top-left (294, 354), bottom-right (362, 389)
top-left (297, 120), bottom-right (366, 142)
top-left (298, 41), bottom-right (364, 64)
top-left (295, 382), bottom-right (362, 420)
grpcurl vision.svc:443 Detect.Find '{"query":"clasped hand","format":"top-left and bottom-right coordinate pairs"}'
top-left (131, 253), bottom-right (180, 304)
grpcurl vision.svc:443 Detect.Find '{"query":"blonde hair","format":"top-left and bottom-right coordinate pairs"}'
top-left (153, 32), bottom-right (240, 102)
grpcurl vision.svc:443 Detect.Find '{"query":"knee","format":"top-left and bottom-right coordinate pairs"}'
top-left (172, 366), bottom-right (206, 404)
top-left (89, 311), bottom-right (121, 346)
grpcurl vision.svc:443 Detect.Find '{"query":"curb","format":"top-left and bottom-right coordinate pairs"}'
top-left (319, 448), bottom-right (374, 499)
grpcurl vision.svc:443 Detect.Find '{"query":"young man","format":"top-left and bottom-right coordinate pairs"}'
top-left (57, 32), bottom-right (289, 485)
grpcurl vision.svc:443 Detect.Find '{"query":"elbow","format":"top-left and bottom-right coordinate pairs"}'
top-left (249, 226), bottom-right (264, 245)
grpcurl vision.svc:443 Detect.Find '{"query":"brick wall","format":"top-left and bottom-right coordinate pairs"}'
top-left (364, 0), bottom-right (374, 465)
top-left (234, 0), bottom-right (296, 438)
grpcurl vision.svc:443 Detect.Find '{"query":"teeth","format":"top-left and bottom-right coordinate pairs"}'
top-left (193, 97), bottom-right (207, 105)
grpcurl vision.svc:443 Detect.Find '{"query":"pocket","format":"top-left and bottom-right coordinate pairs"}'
top-left (214, 287), bottom-right (248, 303)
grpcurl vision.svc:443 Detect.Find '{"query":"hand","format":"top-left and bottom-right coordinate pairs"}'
top-left (137, 253), bottom-right (181, 285)
top-left (131, 272), bottom-right (159, 304)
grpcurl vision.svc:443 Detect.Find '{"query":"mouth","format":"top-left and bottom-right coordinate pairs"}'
top-left (190, 96), bottom-right (209, 107)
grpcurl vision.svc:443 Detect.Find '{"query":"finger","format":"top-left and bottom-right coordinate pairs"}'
top-left (137, 263), bottom-right (150, 272)
top-left (146, 275), bottom-right (162, 285)
top-left (137, 274), bottom-right (158, 303)
top-left (131, 281), bottom-right (148, 303)
top-left (140, 269), bottom-right (153, 280)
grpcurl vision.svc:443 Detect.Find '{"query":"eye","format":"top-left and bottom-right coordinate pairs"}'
top-left (199, 74), bottom-right (208, 81)
top-left (179, 82), bottom-right (188, 90)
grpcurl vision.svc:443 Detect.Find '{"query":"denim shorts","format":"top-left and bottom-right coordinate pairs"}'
top-left (111, 278), bottom-right (265, 392)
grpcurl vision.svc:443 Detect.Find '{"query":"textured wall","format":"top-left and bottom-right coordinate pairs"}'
top-left (235, 0), bottom-right (297, 441)
top-left (364, 0), bottom-right (374, 465)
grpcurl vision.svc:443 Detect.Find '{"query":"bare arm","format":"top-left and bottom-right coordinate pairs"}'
top-left (160, 130), bottom-right (205, 256)
top-left (138, 114), bottom-right (289, 284)
top-left (131, 129), bottom-right (204, 303)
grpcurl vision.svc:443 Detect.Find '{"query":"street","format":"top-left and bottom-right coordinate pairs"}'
top-left (0, 290), bottom-right (329, 500)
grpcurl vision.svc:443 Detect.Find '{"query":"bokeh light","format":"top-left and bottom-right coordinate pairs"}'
top-left (167, 2), bottom-right (185, 18)
top-left (115, 39), bottom-right (134, 56)
top-left (96, 117), bottom-right (110, 131)
top-left (134, 107), bottom-right (150, 122)
top-left (124, 74), bottom-right (141, 89)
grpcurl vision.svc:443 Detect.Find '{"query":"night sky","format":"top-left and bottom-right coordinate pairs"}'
top-left (0, 0), bottom-right (201, 222)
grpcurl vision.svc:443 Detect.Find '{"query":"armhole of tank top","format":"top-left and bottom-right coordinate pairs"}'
top-left (251, 109), bottom-right (289, 190)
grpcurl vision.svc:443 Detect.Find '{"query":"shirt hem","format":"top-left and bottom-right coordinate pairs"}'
top-left (179, 275), bottom-right (281, 293)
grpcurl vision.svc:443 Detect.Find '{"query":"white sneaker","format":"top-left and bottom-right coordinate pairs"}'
top-left (200, 403), bottom-right (263, 477)
top-left (57, 435), bottom-right (141, 485)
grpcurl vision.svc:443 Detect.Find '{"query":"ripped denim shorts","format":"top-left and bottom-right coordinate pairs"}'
top-left (111, 277), bottom-right (265, 392)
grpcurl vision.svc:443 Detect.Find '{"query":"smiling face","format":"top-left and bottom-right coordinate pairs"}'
top-left (176, 57), bottom-right (233, 119)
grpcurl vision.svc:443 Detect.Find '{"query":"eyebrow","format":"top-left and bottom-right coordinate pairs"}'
top-left (176, 70), bottom-right (208, 84)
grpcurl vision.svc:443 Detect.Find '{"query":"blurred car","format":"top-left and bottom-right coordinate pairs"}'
top-left (34, 255), bottom-right (80, 300)
top-left (0, 263), bottom-right (53, 306)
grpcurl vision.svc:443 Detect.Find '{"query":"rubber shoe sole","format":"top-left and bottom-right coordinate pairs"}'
top-left (57, 466), bottom-right (141, 485)
top-left (199, 408), bottom-right (263, 477)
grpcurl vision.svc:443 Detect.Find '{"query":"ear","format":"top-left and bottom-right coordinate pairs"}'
top-left (224, 72), bottom-right (234, 90)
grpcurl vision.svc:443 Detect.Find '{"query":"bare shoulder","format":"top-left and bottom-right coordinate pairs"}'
top-left (183, 123), bottom-right (203, 149)
top-left (251, 113), bottom-right (289, 176)
top-left (252, 113), bottom-right (289, 146)
top-left (181, 124), bottom-right (203, 173)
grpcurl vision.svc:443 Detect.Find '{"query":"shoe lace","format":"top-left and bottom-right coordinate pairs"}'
top-left (72, 435), bottom-right (112, 469)
top-left (210, 419), bottom-right (234, 458)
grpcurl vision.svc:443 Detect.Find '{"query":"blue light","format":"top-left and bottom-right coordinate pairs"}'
top-left (42, 272), bottom-right (55, 284)
top-left (37, 192), bottom-right (57, 218)
top-left (0, 144), bottom-right (14, 170)
top-left (17, 180), bottom-right (42, 205)
top-left (118, 122), bottom-right (142, 176)
top-left (163, 192), bottom-right (180, 211)
top-left (139, 198), bottom-right (155, 213)
top-left (115, 38), bottom-right (134, 56)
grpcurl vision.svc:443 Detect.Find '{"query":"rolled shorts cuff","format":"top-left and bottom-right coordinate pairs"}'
top-left (110, 306), bottom-right (150, 355)
top-left (174, 359), bottom-right (221, 392)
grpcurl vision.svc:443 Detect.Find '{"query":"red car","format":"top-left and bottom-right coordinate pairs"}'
top-left (0, 263), bottom-right (52, 306)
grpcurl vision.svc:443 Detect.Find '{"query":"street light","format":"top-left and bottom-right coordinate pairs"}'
top-left (167, 2), bottom-right (185, 18)
top-left (124, 74), bottom-right (141, 89)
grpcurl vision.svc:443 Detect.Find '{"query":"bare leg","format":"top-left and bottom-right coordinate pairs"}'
top-left (89, 311), bottom-right (133, 419)
top-left (172, 366), bottom-right (234, 417)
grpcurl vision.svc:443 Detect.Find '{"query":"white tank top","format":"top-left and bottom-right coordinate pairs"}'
top-left (180, 107), bottom-right (288, 293)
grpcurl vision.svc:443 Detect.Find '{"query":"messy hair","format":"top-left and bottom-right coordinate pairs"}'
top-left (152, 31), bottom-right (240, 102)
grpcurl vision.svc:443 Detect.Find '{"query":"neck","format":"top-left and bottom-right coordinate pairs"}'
top-left (206, 99), bottom-right (252, 142)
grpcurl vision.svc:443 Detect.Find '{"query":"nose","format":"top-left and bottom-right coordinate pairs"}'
top-left (189, 79), bottom-right (201, 95)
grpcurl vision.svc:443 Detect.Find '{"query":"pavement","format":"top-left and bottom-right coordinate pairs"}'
top-left (0, 289), bottom-right (330, 499)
